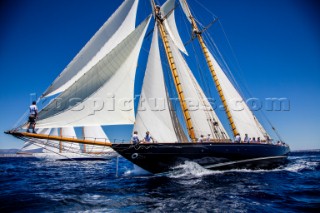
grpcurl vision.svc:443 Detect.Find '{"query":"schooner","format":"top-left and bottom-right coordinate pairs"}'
top-left (5, 0), bottom-right (290, 173)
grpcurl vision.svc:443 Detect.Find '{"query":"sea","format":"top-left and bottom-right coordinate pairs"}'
top-left (0, 150), bottom-right (319, 212)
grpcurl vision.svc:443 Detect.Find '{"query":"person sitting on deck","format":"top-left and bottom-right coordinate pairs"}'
top-left (234, 133), bottom-right (241, 143)
top-left (257, 137), bottom-right (261, 143)
top-left (143, 131), bottom-right (154, 143)
top-left (206, 134), bottom-right (211, 142)
top-left (198, 135), bottom-right (204, 143)
top-left (27, 101), bottom-right (38, 134)
top-left (251, 137), bottom-right (256, 143)
top-left (244, 134), bottom-right (250, 143)
top-left (132, 131), bottom-right (140, 145)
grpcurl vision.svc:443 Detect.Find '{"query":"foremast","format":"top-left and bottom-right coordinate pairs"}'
top-left (181, 0), bottom-right (239, 137)
top-left (151, 0), bottom-right (196, 141)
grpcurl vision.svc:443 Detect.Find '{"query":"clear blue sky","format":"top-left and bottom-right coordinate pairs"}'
top-left (0, 0), bottom-right (319, 150)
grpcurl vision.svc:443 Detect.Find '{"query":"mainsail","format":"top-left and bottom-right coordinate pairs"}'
top-left (36, 17), bottom-right (151, 128)
top-left (178, 0), bottom-right (269, 140)
top-left (42, 0), bottom-right (139, 97)
top-left (208, 51), bottom-right (269, 140)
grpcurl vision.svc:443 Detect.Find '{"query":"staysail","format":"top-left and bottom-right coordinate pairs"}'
top-left (83, 126), bottom-right (112, 153)
top-left (20, 128), bottom-right (52, 153)
top-left (36, 17), bottom-right (151, 128)
top-left (43, 0), bottom-right (139, 97)
top-left (168, 37), bottom-right (229, 139)
top-left (134, 26), bottom-right (184, 142)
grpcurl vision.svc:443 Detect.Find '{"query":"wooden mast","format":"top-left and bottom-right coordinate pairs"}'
top-left (151, 0), bottom-right (196, 141)
top-left (181, 0), bottom-right (239, 137)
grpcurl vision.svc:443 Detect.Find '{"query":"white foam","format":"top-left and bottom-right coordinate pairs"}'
top-left (123, 164), bottom-right (152, 176)
top-left (168, 161), bottom-right (223, 179)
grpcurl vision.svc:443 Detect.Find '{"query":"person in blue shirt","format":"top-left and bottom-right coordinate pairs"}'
top-left (143, 131), bottom-right (154, 143)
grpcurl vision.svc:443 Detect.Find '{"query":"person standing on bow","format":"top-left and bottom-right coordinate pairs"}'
top-left (27, 101), bottom-right (38, 133)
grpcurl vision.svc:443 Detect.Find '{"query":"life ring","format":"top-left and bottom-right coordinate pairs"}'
top-left (131, 153), bottom-right (138, 159)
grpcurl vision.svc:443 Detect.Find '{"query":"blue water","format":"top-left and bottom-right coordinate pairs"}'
top-left (0, 151), bottom-right (319, 212)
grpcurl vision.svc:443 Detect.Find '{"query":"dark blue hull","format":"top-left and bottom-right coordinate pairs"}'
top-left (112, 143), bottom-right (290, 174)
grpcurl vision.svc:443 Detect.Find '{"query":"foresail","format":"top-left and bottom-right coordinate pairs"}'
top-left (208, 51), bottom-right (268, 140)
top-left (169, 37), bottom-right (229, 139)
top-left (134, 26), bottom-right (181, 142)
top-left (43, 0), bottom-right (139, 97)
top-left (20, 128), bottom-right (51, 153)
top-left (60, 127), bottom-right (81, 152)
top-left (36, 17), bottom-right (151, 128)
top-left (83, 126), bottom-right (111, 153)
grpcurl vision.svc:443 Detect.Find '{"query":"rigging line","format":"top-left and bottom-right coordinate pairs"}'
top-left (186, 25), bottom-right (219, 137)
top-left (216, 20), bottom-right (248, 98)
top-left (19, 137), bottom-right (77, 161)
top-left (192, 0), bottom-right (218, 19)
top-left (214, 20), bottom-right (280, 139)
top-left (160, 41), bottom-right (186, 136)
top-left (13, 96), bottom-right (42, 129)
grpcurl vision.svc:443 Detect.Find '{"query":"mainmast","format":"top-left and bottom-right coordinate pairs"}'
top-left (151, 0), bottom-right (196, 141)
top-left (181, 0), bottom-right (239, 137)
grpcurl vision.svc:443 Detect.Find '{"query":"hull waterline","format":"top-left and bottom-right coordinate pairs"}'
top-left (112, 143), bottom-right (290, 174)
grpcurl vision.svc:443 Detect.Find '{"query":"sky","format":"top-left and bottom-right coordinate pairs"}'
top-left (0, 0), bottom-right (319, 151)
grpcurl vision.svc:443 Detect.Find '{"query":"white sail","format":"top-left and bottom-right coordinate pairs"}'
top-left (60, 127), bottom-right (81, 152)
top-left (43, 0), bottom-right (139, 97)
top-left (134, 26), bottom-right (180, 142)
top-left (83, 126), bottom-right (112, 153)
top-left (178, 0), bottom-right (192, 23)
top-left (20, 128), bottom-right (51, 153)
top-left (162, 0), bottom-right (188, 55)
top-left (169, 37), bottom-right (229, 139)
top-left (36, 17), bottom-right (151, 128)
top-left (208, 51), bottom-right (268, 140)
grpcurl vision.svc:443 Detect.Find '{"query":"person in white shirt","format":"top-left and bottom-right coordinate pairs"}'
top-left (198, 135), bottom-right (204, 143)
top-left (132, 131), bottom-right (140, 145)
top-left (206, 134), bottom-right (211, 142)
top-left (27, 101), bottom-right (38, 133)
top-left (244, 134), bottom-right (250, 143)
top-left (234, 133), bottom-right (241, 143)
